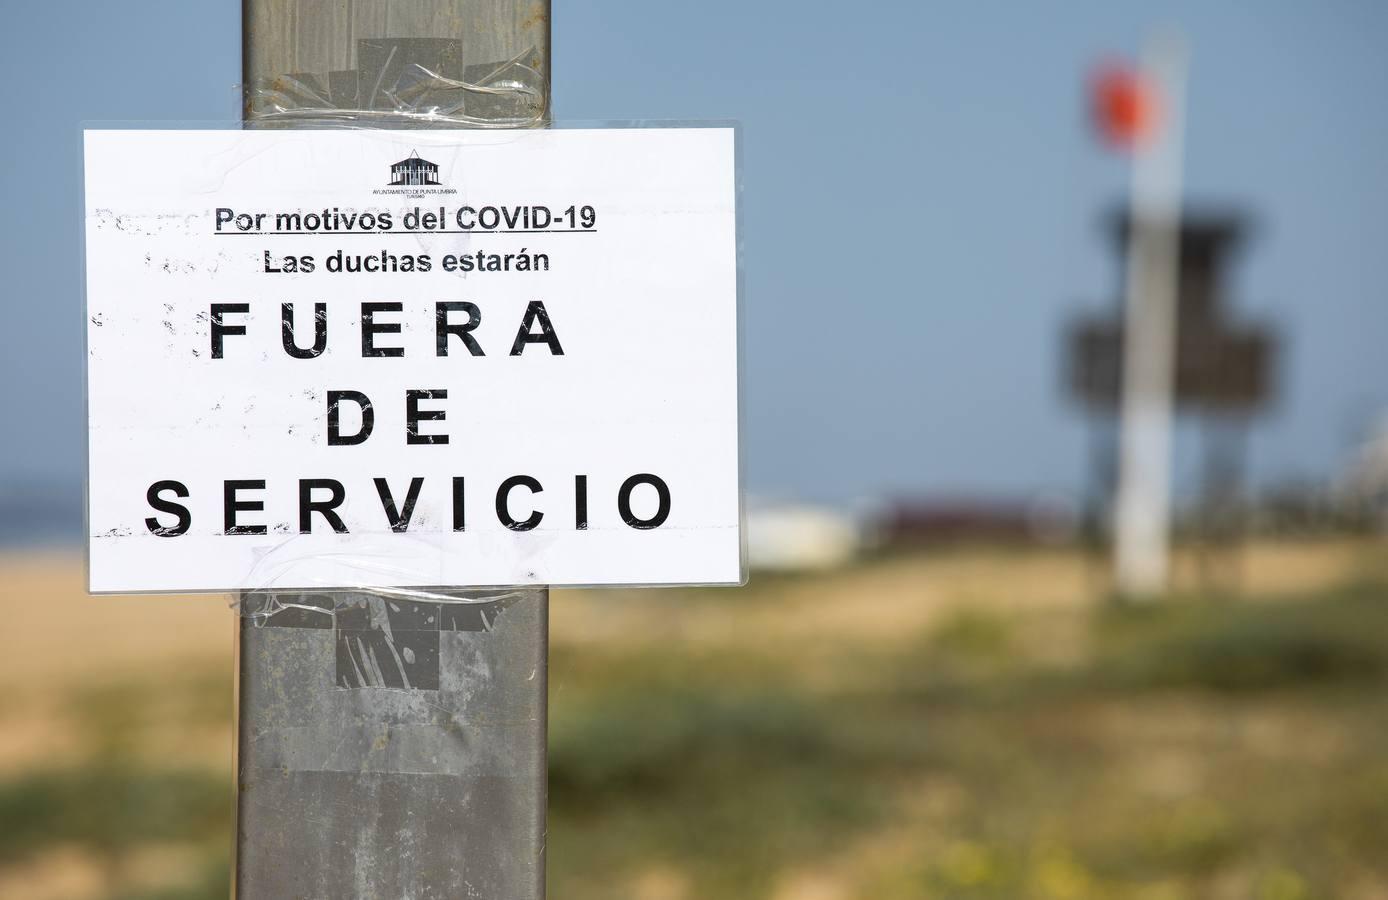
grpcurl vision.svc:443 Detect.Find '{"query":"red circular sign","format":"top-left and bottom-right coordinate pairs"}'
top-left (1090, 62), bottom-right (1160, 150)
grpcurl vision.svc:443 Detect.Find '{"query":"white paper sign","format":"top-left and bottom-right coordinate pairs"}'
top-left (84, 128), bottom-right (741, 593)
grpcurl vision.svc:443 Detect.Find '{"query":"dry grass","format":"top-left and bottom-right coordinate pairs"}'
top-left (0, 538), bottom-right (1385, 899)
top-left (0, 552), bottom-right (231, 692)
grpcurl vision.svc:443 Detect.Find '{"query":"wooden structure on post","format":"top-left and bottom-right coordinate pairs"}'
top-left (1067, 210), bottom-right (1278, 594)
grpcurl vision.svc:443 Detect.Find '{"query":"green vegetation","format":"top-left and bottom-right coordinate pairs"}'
top-left (545, 577), bottom-right (1388, 898)
top-left (2, 556), bottom-right (1386, 898)
top-left (0, 766), bottom-right (228, 863)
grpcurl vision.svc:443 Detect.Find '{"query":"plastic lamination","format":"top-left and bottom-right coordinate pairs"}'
top-left (242, 0), bottom-right (551, 131)
top-left (236, 585), bottom-right (532, 621)
top-left (246, 42), bottom-right (548, 128)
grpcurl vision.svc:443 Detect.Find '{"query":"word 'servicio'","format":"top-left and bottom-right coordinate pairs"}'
top-left (144, 473), bottom-right (672, 537)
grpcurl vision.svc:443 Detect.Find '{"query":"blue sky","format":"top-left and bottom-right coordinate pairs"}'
top-left (2, 0), bottom-right (1386, 519)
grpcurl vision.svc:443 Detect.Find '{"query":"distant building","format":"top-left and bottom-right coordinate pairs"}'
top-left (389, 151), bottom-right (440, 186)
top-left (872, 495), bottom-right (1079, 547)
top-left (746, 503), bottom-right (860, 572)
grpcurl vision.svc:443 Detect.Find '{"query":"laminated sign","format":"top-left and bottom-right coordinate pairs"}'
top-left (83, 128), bottom-right (741, 593)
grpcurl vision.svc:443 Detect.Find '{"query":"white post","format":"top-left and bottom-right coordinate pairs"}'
top-left (1112, 33), bottom-right (1187, 597)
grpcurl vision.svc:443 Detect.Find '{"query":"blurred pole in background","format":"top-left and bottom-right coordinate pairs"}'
top-left (236, 3), bottom-right (550, 897)
top-left (1113, 34), bottom-right (1187, 597)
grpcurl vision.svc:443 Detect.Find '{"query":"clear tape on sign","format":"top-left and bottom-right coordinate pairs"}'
top-left (234, 586), bottom-right (532, 624)
top-left (244, 44), bottom-right (548, 129)
top-left (232, 583), bottom-right (538, 693)
top-left (230, 531), bottom-right (546, 620)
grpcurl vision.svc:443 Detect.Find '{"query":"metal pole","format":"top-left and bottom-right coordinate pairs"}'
top-left (235, 4), bottom-right (550, 897)
top-left (1112, 33), bottom-right (1186, 597)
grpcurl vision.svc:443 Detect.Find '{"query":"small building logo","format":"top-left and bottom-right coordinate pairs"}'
top-left (373, 150), bottom-right (455, 198)
top-left (389, 151), bottom-right (441, 187)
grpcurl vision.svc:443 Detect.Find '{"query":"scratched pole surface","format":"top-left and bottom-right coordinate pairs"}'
top-left (236, 3), bottom-right (550, 897)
